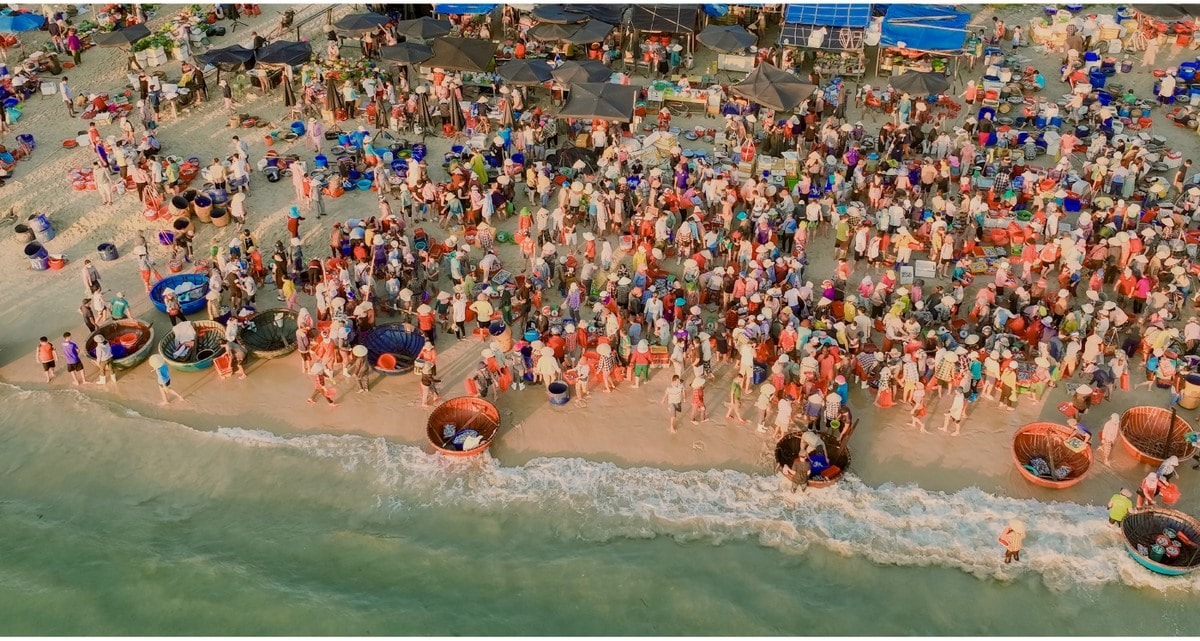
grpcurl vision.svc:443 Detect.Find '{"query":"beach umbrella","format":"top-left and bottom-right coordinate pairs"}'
top-left (528, 21), bottom-right (580, 42)
top-left (696, 24), bottom-right (755, 53)
top-left (551, 60), bottom-right (610, 84)
top-left (530, 6), bottom-right (589, 24)
top-left (887, 70), bottom-right (951, 97)
top-left (255, 40), bottom-right (312, 66)
top-left (448, 96), bottom-right (466, 133)
top-left (373, 94), bottom-right (387, 129)
top-left (500, 93), bottom-right (515, 127)
top-left (497, 58), bottom-right (553, 85)
top-left (282, 76), bottom-right (296, 107)
top-left (395, 16), bottom-right (452, 40)
top-left (92, 24), bottom-right (151, 47)
top-left (426, 37), bottom-right (496, 73)
top-left (556, 82), bottom-right (641, 121)
top-left (0, 12), bottom-right (45, 33)
top-left (562, 20), bottom-right (615, 45)
top-left (196, 44), bottom-right (255, 72)
top-left (324, 75), bottom-right (345, 112)
top-left (380, 42), bottom-right (434, 65)
top-left (730, 63), bottom-right (816, 112)
top-left (334, 12), bottom-right (389, 35)
top-left (415, 89), bottom-right (434, 132)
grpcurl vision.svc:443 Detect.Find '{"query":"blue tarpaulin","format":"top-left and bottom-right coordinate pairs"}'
top-left (433, 4), bottom-right (497, 15)
top-left (783, 4), bottom-right (871, 28)
top-left (879, 5), bottom-right (969, 52)
top-left (702, 4), bottom-right (729, 17)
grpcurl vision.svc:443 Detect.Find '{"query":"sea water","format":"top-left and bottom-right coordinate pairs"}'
top-left (0, 382), bottom-right (1195, 635)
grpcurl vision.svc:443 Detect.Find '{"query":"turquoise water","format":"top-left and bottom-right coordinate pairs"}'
top-left (0, 383), bottom-right (1195, 635)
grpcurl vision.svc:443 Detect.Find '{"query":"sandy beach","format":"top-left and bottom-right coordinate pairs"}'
top-left (2, 7), bottom-right (1200, 628)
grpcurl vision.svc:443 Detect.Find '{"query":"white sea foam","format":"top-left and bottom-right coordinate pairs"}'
top-left (214, 427), bottom-right (1200, 593)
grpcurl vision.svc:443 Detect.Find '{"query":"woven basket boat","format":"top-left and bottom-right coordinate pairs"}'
top-left (426, 396), bottom-right (501, 457)
top-left (775, 427), bottom-right (852, 490)
top-left (158, 320), bottom-right (226, 371)
top-left (1119, 406), bottom-right (1197, 466)
top-left (360, 322), bottom-right (425, 375)
top-left (1011, 422), bottom-right (1093, 489)
top-left (1121, 507), bottom-right (1200, 576)
top-left (85, 319), bottom-right (155, 370)
top-left (149, 273), bottom-right (210, 316)
top-left (240, 308), bottom-right (299, 359)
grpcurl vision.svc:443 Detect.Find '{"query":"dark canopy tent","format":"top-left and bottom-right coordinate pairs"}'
top-left (1135, 5), bottom-right (1198, 20)
top-left (528, 21), bottom-right (579, 42)
top-left (696, 24), bottom-right (755, 53)
top-left (551, 60), bottom-right (611, 84)
top-left (556, 82), bottom-right (641, 121)
top-left (324, 75), bottom-right (346, 112)
top-left (255, 40), bottom-right (313, 66)
top-left (415, 89), bottom-right (434, 131)
top-left (729, 63), bottom-right (816, 112)
top-left (91, 24), bottom-right (151, 47)
top-left (196, 44), bottom-right (255, 71)
top-left (380, 42), bottom-right (434, 65)
top-left (395, 16), bottom-right (452, 40)
top-left (562, 20), bottom-right (615, 45)
top-left (778, 3), bottom-right (871, 51)
top-left (886, 70), bottom-right (951, 97)
top-left (333, 12), bottom-right (389, 35)
top-left (549, 146), bottom-right (600, 173)
top-left (630, 5), bottom-right (700, 34)
top-left (426, 37), bottom-right (496, 72)
top-left (497, 58), bottom-right (553, 85)
top-left (531, 4), bottom-right (624, 25)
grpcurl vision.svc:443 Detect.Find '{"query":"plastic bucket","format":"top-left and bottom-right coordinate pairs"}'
top-left (27, 213), bottom-right (53, 242)
top-left (193, 195), bottom-right (213, 222)
top-left (548, 380), bottom-right (570, 405)
top-left (377, 353), bottom-right (397, 370)
top-left (24, 242), bottom-right (47, 259)
top-left (97, 242), bottom-right (119, 261)
top-left (291, 120), bottom-right (306, 136)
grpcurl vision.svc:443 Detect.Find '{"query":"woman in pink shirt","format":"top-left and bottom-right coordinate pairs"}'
top-left (1132, 276), bottom-right (1151, 314)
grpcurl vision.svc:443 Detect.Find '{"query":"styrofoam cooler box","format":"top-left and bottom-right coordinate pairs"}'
top-left (1164, 150), bottom-right (1184, 169)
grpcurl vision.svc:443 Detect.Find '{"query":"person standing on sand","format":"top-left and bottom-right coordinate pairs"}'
top-left (999, 519), bottom-right (1026, 564)
top-left (61, 332), bottom-right (86, 385)
top-left (79, 297), bottom-right (97, 333)
top-left (307, 362), bottom-right (338, 407)
top-left (149, 354), bottom-right (185, 405)
top-left (1099, 413), bottom-right (1120, 465)
top-left (93, 160), bottom-right (114, 205)
top-left (690, 377), bottom-right (707, 425)
top-left (725, 378), bottom-right (747, 423)
top-left (941, 387), bottom-right (966, 435)
top-left (349, 345), bottom-right (370, 393)
top-left (909, 385), bottom-right (928, 433)
top-left (92, 335), bottom-right (116, 385)
top-left (419, 359), bottom-right (442, 408)
top-left (662, 374), bottom-right (685, 434)
top-left (1107, 489), bottom-right (1133, 527)
top-left (36, 336), bottom-right (57, 383)
top-left (81, 259), bottom-right (102, 294)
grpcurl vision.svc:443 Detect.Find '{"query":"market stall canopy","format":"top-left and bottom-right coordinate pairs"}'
top-left (196, 44), bottom-right (255, 71)
top-left (433, 4), bottom-right (498, 15)
top-left (427, 37), bottom-right (496, 72)
top-left (562, 20), bottom-right (615, 45)
top-left (1134, 5), bottom-right (1198, 20)
top-left (779, 3), bottom-right (871, 50)
top-left (730, 63), bottom-right (816, 111)
top-left (254, 40), bottom-right (313, 66)
top-left (334, 12), bottom-right (390, 35)
top-left (551, 59), bottom-right (611, 84)
top-left (395, 16), bottom-right (452, 40)
top-left (528, 21), bottom-right (579, 42)
top-left (0, 11), bottom-right (46, 33)
top-left (531, 5), bottom-right (624, 25)
top-left (879, 5), bottom-right (970, 53)
top-left (886, 69), bottom-right (951, 96)
top-left (630, 5), bottom-right (700, 34)
top-left (696, 24), bottom-right (755, 53)
top-left (497, 58), bottom-right (553, 85)
top-left (529, 5), bottom-right (589, 24)
top-left (92, 24), bottom-right (151, 47)
top-left (379, 41), bottom-right (434, 65)
top-left (556, 82), bottom-right (642, 121)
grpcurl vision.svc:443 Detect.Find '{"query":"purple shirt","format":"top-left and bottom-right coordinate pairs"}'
top-left (62, 340), bottom-right (81, 365)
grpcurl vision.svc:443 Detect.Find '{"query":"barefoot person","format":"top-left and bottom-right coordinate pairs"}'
top-left (662, 374), bottom-right (684, 434)
top-left (61, 332), bottom-right (87, 385)
top-left (941, 387), bottom-right (966, 435)
top-left (307, 362), bottom-right (339, 407)
top-left (689, 377), bottom-right (707, 425)
top-left (149, 354), bottom-right (185, 405)
top-left (999, 519), bottom-right (1026, 564)
top-left (35, 336), bottom-right (57, 383)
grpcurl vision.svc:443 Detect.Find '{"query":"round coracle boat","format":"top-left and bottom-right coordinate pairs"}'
top-left (158, 320), bottom-right (226, 371)
top-left (149, 273), bottom-right (210, 316)
top-left (1119, 406), bottom-right (1198, 466)
top-left (1011, 422), bottom-right (1093, 489)
top-left (426, 396), bottom-right (501, 457)
top-left (1121, 507), bottom-right (1200, 576)
top-left (85, 319), bottom-right (155, 370)
top-left (360, 322), bottom-right (426, 375)
top-left (240, 308), bottom-right (299, 359)
top-left (775, 428), bottom-right (852, 489)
